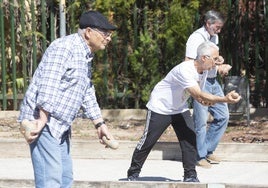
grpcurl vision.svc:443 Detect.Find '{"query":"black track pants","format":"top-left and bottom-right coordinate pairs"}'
top-left (127, 110), bottom-right (197, 177)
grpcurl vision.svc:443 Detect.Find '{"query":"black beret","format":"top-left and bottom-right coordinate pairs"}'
top-left (79, 10), bottom-right (117, 30)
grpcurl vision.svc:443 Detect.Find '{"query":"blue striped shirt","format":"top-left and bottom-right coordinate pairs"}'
top-left (18, 33), bottom-right (102, 141)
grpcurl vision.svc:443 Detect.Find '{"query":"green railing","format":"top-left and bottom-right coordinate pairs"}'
top-left (0, 0), bottom-right (267, 110)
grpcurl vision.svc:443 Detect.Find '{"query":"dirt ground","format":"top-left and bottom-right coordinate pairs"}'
top-left (0, 115), bottom-right (268, 143)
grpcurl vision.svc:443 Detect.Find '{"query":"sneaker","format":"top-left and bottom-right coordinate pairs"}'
top-left (183, 175), bottom-right (200, 182)
top-left (127, 174), bottom-right (139, 181)
top-left (197, 158), bottom-right (212, 169)
top-left (207, 154), bottom-right (221, 164)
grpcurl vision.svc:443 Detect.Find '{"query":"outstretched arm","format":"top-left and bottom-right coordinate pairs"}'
top-left (187, 85), bottom-right (241, 105)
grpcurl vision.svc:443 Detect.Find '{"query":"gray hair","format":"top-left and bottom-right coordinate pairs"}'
top-left (196, 41), bottom-right (219, 60)
top-left (203, 10), bottom-right (225, 24)
top-left (78, 28), bottom-right (86, 35)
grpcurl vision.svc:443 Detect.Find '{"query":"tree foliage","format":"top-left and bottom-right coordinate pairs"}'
top-left (0, 0), bottom-right (267, 110)
top-left (91, 0), bottom-right (199, 108)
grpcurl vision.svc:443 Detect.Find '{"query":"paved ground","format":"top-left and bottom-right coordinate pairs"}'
top-left (0, 109), bottom-right (267, 188)
top-left (0, 139), bottom-right (268, 188)
top-left (0, 158), bottom-right (268, 185)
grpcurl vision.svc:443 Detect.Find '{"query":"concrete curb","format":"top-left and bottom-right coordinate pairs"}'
top-left (0, 108), bottom-right (267, 120)
top-left (0, 179), bottom-right (267, 188)
top-left (71, 141), bottom-right (268, 162)
top-left (1, 139), bottom-right (267, 162)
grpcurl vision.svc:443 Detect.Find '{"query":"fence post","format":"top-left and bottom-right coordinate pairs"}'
top-left (103, 50), bottom-right (108, 106)
top-left (122, 16), bottom-right (129, 108)
top-left (30, 0), bottom-right (37, 72)
top-left (265, 0), bottom-right (268, 107)
top-left (112, 35), bottom-right (118, 108)
top-left (244, 3), bottom-right (250, 79)
top-left (49, 1), bottom-right (56, 41)
top-left (0, 0), bottom-right (7, 110)
top-left (59, 0), bottom-right (66, 37)
top-left (9, 0), bottom-right (18, 109)
top-left (41, 0), bottom-right (47, 52)
top-left (254, 2), bottom-right (261, 107)
top-left (19, 0), bottom-right (28, 94)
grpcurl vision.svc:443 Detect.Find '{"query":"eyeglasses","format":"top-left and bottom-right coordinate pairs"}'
top-left (205, 55), bottom-right (222, 64)
top-left (91, 28), bottom-right (113, 38)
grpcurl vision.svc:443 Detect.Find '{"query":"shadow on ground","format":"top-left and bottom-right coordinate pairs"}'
top-left (119, 176), bottom-right (181, 182)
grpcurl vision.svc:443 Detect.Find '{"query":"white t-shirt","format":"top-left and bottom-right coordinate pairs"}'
top-left (146, 60), bottom-right (207, 115)
top-left (185, 26), bottom-right (218, 78)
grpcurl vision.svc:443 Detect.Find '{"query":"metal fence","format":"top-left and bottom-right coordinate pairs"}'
top-left (0, 0), bottom-right (81, 110)
top-left (0, 0), bottom-right (267, 110)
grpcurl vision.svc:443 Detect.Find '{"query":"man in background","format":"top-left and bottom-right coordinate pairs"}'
top-left (185, 10), bottom-right (232, 168)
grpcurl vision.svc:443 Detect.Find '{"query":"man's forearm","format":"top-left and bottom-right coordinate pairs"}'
top-left (39, 108), bottom-right (48, 124)
top-left (188, 86), bottom-right (227, 104)
top-left (198, 92), bottom-right (227, 103)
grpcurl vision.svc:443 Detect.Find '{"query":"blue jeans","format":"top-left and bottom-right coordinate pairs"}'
top-left (30, 126), bottom-right (73, 188)
top-left (193, 78), bottom-right (229, 160)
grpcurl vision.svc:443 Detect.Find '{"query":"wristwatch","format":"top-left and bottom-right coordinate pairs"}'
top-left (95, 121), bottom-right (105, 129)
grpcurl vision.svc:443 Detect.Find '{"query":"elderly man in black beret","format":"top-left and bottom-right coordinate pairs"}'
top-left (18, 10), bottom-right (116, 188)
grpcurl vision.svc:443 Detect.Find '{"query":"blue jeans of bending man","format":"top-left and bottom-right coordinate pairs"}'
top-left (193, 78), bottom-right (229, 160)
top-left (30, 126), bottom-right (73, 188)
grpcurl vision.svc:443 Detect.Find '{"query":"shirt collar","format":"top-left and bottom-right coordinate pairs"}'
top-left (201, 26), bottom-right (211, 40)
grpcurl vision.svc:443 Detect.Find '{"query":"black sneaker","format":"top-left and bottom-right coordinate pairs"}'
top-left (183, 175), bottom-right (200, 182)
top-left (127, 174), bottom-right (139, 181)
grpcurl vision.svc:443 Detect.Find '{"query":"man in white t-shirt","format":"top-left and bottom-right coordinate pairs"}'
top-left (127, 41), bottom-right (241, 182)
top-left (185, 10), bottom-right (232, 168)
